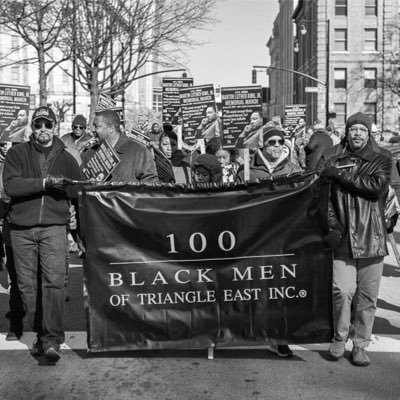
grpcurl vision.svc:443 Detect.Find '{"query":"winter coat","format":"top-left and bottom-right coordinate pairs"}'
top-left (81, 133), bottom-right (158, 183)
top-left (305, 129), bottom-right (333, 170)
top-left (3, 137), bottom-right (82, 227)
top-left (237, 146), bottom-right (302, 181)
top-left (317, 139), bottom-right (392, 258)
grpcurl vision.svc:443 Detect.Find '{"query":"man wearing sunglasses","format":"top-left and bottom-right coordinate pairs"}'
top-left (61, 114), bottom-right (95, 163)
top-left (237, 126), bottom-right (302, 182)
top-left (3, 105), bottom-right (82, 364)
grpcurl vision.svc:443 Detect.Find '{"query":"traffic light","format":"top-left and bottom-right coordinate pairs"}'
top-left (252, 69), bottom-right (257, 84)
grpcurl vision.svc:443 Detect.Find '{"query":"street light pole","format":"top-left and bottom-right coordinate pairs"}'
top-left (325, 19), bottom-right (330, 127)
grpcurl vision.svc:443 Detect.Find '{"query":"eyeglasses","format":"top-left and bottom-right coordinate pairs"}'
top-left (349, 127), bottom-right (368, 134)
top-left (266, 139), bottom-right (284, 146)
top-left (33, 121), bottom-right (54, 130)
top-left (73, 125), bottom-right (85, 130)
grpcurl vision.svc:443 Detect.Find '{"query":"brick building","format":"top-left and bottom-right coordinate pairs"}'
top-left (269, 0), bottom-right (400, 134)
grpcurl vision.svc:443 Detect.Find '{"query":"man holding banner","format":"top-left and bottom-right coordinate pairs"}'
top-left (3, 106), bottom-right (82, 363)
top-left (318, 112), bottom-right (392, 367)
top-left (83, 110), bottom-right (158, 183)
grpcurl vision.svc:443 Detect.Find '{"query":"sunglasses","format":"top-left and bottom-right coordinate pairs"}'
top-left (73, 125), bottom-right (85, 130)
top-left (33, 121), bottom-right (54, 130)
top-left (266, 139), bottom-right (284, 146)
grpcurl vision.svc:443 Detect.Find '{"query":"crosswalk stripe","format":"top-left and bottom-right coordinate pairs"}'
top-left (1, 332), bottom-right (400, 352)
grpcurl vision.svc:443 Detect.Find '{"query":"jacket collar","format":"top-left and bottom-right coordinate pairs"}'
top-left (113, 133), bottom-right (131, 154)
top-left (335, 137), bottom-right (380, 162)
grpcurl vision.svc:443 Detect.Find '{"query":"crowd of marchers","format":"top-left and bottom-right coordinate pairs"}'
top-left (0, 105), bottom-right (398, 367)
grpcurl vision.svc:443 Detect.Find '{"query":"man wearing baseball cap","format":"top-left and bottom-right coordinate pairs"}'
top-left (3, 105), bottom-right (82, 363)
top-left (318, 112), bottom-right (392, 366)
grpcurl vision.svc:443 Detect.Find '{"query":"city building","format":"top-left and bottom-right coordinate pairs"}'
top-left (269, 0), bottom-right (400, 134)
top-left (266, 0), bottom-right (296, 121)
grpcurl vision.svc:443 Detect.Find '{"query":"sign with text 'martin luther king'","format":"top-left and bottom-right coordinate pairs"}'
top-left (80, 175), bottom-right (333, 352)
top-left (0, 84), bottom-right (30, 143)
top-left (162, 77), bottom-right (194, 125)
top-left (221, 86), bottom-right (263, 149)
top-left (179, 84), bottom-right (216, 144)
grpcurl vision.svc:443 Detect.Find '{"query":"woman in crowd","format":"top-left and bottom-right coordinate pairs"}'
top-left (192, 154), bottom-right (223, 184)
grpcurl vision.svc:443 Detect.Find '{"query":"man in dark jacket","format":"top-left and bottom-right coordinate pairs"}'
top-left (318, 112), bottom-right (392, 367)
top-left (305, 121), bottom-right (333, 170)
top-left (3, 106), bottom-right (82, 363)
top-left (81, 109), bottom-right (158, 183)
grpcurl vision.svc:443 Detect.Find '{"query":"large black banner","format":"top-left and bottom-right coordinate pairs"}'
top-left (80, 176), bottom-right (332, 352)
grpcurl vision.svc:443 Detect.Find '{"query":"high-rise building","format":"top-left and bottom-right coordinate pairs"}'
top-left (293, 0), bottom-right (399, 132)
top-left (269, 0), bottom-right (400, 133)
top-left (266, 0), bottom-right (295, 120)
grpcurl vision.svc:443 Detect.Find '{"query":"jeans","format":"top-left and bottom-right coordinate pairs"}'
top-left (10, 225), bottom-right (68, 348)
top-left (332, 256), bottom-right (383, 348)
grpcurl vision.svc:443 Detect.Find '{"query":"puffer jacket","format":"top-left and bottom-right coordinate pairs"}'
top-left (237, 146), bottom-right (303, 181)
top-left (317, 139), bottom-right (392, 259)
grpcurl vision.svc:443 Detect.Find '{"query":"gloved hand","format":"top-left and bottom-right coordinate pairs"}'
top-left (323, 229), bottom-right (342, 250)
top-left (320, 166), bottom-right (341, 181)
top-left (45, 175), bottom-right (74, 190)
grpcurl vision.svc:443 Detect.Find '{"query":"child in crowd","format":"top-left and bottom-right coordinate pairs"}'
top-left (192, 154), bottom-right (223, 184)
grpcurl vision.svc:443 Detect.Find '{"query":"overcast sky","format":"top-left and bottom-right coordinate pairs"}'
top-left (185, 0), bottom-right (279, 88)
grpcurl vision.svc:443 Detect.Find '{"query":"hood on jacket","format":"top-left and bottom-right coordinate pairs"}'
top-left (193, 154), bottom-right (222, 183)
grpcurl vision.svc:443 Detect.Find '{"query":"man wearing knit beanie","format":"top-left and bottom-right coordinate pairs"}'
top-left (317, 111), bottom-right (392, 367)
top-left (61, 114), bottom-right (95, 164)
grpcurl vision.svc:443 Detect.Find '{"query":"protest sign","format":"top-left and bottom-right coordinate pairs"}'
top-left (179, 84), bottom-right (217, 143)
top-left (127, 128), bottom-right (151, 148)
top-left (221, 86), bottom-right (263, 149)
top-left (162, 77), bottom-right (193, 125)
top-left (0, 84), bottom-right (30, 142)
top-left (153, 147), bottom-right (175, 184)
top-left (81, 140), bottom-right (121, 181)
top-left (81, 175), bottom-right (333, 352)
top-left (97, 92), bottom-right (116, 110)
top-left (284, 104), bottom-right (306, 134)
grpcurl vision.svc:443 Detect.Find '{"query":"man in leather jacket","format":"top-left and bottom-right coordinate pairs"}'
top-left (317, 112), bottom-right (392, 367)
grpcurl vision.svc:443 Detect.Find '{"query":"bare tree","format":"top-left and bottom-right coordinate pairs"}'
top-left (60, 0), bottom-right (217, 121)
top-left (0, 0), bottom-right (73, 106)
top-left (48, 99), bottom-right (73, 136)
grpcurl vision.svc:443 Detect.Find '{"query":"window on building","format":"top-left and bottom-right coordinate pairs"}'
top-left (334, 69), bottom-right (347, 89)
top-left (364, 29), bottom-right (377, 51)
top-left (63, 71), bottom-right (69, 86)
top-left (153, 87), bottom-right (162, 113)
top-left (335, 0), bottom-right (347, 16)
top-left (11, 66), bottom-right (19, 83)
top-left (364, 68), bottom-right (377, 88)
top-left (363, 103), bottom-right (377, 123)
top-left (334, 29), bottom-right (347, 51)
top-left (334, 103), bottom-right (347, 125)
top-left (365, 0), bottom-right (377, 16)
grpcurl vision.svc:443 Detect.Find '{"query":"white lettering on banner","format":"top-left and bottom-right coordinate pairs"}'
top-left (109, 273), bottom-right (123, 287)
top-left (175, 269), bottom-right (190, 284)
top-left (136, 290), bottom-right (216, 305)
top-left (223, 288), bottom-right (261, 301)
top-left (110, 294), bottom-right (130, 306)
top-left (232, 264), bottom-right (297, 282)
top-left (166, 231), bottom-right (237, 254)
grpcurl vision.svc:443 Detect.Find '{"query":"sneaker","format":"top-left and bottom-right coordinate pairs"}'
top-left (6, 331), bottom-right (22, 341)
top-left (329, 341), bottom-right (346, 360)
top-left (350, 346), bottom-right (370, 367)
top-left (268, 344), bottom-right (293, 358)
top-left (44, 345), bottom-right (61, 362)
top-left (30, 339), bottom-right (44, 356)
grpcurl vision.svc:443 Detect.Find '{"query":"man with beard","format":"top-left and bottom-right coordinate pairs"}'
top-left (3, 106), bottom-right (81, 363)
top-left (318, 112), bottom-right (392, 366)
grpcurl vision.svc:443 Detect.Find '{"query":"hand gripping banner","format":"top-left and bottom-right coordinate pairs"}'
top-left (80, 175), bottom-right (333, 352)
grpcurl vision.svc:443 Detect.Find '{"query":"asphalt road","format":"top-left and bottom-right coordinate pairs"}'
top-left (0, 238), bottom-right (399, 400)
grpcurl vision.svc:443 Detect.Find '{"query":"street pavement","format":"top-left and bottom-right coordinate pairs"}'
top-left (0, 232), bottom-right (400, 399)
